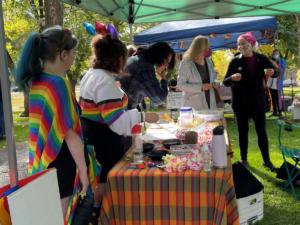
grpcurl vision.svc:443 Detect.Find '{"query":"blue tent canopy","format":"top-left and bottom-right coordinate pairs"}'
top-left (134, 16), bottom-right (277, 51)
top-left (170, 30), bottom-right (271, 52)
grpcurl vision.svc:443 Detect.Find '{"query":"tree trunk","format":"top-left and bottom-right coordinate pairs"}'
top-left (297, 15), bottom-right (300, 69)
top-left (44, 0), bottom-right (64, 26)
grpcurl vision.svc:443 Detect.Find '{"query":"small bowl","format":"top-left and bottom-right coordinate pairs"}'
top-left (143, 143), bottom-right (155, 153)
top-left (162, 139), bottom-right (181, 149)
top-left (146, 150), bottom-right (169, 161)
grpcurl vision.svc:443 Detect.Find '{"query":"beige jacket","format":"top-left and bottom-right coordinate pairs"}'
top-left (177, 58), bottom-right (217, 110)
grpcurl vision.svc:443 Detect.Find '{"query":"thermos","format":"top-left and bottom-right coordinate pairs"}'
top-left (212, 126), bottom-right (227, 168)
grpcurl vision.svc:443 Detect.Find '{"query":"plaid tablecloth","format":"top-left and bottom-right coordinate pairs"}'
top-left (99, 158), bottom-right (239, 225)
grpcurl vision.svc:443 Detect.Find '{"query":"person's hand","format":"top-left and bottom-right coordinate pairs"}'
top-left (78, 167), bottom-right (89, 197)
top-left (212, 81), bottom-right (220, 88)
top-left (145, 112), bottom-right (159, 123)
top-left (265, 68), bottom-right (274, 77)
top-left (231, 73), bottom-right (242, 81)
top-left (156, 65), bottom-right (167, 79)
top-left (201, 83), bottom-right (212, 91)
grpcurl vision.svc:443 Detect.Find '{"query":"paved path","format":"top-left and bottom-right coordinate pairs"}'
top-left (0, 142), bottom-right (29, 187)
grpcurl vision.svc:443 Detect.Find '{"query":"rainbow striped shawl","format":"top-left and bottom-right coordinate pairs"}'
top-left (28, 73), bottom-right (81, 174)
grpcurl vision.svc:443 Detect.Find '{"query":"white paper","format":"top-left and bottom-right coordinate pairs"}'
top-left (8, 169), bottom-right (64, 225)
top-left (167, 92), bottom-right (184, 109)
top-left (142, 123), bottom-right (177, 141)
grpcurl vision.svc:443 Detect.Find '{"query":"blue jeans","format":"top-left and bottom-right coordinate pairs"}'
top-left (0, 101), bottom-right (5, 137)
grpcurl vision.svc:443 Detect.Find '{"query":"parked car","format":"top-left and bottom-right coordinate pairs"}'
top-left (283, 79), bottom-right (298, 87)
top-left (10, 85), bottom-right (20, 92)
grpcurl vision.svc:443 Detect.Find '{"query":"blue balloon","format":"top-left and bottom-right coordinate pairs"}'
top-left (83, 22), bottom-right (96, 36)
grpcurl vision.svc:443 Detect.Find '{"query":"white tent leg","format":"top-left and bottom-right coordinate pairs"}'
top-left (129, 23), bottom-right (133, 44)
top-left (0, 1), bottom-right (18, 187)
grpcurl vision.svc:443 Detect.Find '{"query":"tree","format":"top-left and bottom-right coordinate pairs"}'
top-left (296, 15), bottom-right (300, 69)
top-left (276, 15), bottom-right (298, 68)
top-left (44, 0), bottom-right (64, 26)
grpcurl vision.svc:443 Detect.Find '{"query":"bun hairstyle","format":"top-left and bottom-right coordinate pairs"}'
top-left (15, 26), bottom-right (77, 90)
top-left (90, 34), bottom-right (127, 74)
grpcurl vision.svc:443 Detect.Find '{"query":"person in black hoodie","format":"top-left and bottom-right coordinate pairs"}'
top-left (223, 32), bottom-right (277, 172)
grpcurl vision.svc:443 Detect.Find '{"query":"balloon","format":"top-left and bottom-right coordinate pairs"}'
top-left (83, 22), bottom-right (96, 36)
top-left (106, 23), bottom-right (118, 38)
top-left (95, 21), bottom-right (107, 35)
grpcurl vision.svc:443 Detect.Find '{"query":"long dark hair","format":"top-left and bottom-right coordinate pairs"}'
top-left (90, 35), bottom-right (127, 73)
top-left (15, 26), bottom-right (77, 90)
top-left (142, 42), bottom-right (174, 66)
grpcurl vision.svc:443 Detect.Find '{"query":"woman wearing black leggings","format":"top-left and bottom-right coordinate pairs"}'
top-left (223, 32), bottom-right (277, 172)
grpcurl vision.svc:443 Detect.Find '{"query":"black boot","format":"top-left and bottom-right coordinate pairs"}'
top-left (90, 206), bottom-right (100, 225)
top-left (263, 161), bottom-right (278, 172)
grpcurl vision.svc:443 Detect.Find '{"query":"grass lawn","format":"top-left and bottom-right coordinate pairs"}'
top-left (2, 91), bottom-right (300, 224)
top-left (0, 92), bottom-right (29, 149)
top-left (226, 113), bottom-right (300, 225)
top-left (283, 86), bottom-right (300, 97)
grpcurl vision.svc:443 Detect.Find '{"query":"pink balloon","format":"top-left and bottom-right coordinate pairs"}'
top-left (106, 23), bottom-right (118, 38)
top-left (95, 21), bottom-right (107, 35)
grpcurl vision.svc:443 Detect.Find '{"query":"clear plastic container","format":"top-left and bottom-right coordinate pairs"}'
top-left (202, 144), bottom-right (212, 172)
top-left (179, 107), bottom-right (193, 128)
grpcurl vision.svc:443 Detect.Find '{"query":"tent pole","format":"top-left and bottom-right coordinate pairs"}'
top-left (129, 23), bottom-right (133, 44)
top-left (128, 0), bottom-right (134, 44)
top-left (0, 1), bottom-right (18, 187)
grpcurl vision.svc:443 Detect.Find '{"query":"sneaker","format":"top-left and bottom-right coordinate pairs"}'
top-left (263, 161), bottom-right (278, 172)
top-left (240, 160), bottom-right (249, 169)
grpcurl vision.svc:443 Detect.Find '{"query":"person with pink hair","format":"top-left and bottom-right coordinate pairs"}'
top-left (223, 32), bottom-right (277, 172)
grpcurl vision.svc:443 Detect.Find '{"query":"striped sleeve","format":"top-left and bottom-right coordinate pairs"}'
top-left (97, 98), bottom-right (125, 125)
top-left (53, 77), bottom-right (81, 137)
top-left (94, 78), bottom-right (141, 135)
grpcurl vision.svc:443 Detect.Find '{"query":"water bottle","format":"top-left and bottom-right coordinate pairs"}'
top-left (131, 124), bottom-right (143, 163)
top-left (202, 144), bottom-right (212, 172)
top-left (212, 126), bottom-right (227, 168)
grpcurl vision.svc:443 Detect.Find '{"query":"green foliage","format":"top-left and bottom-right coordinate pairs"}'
top-left (62, 6), bottom-right (155, 81)
top-left (3, 0), bottom-right (39, 63)
top-left (276, 15), bottom-right (298, 68)
top-left (5, 2), bottom-right (298, 81)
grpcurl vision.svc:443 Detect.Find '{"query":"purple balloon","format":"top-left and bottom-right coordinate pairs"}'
top-left (107, 23), bottom-right (118, 38)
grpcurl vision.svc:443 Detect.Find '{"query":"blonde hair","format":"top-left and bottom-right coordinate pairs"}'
top-left (183, 35), bottom-right (209, 61)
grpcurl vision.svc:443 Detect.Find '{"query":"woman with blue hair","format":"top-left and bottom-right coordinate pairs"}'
top-left (14, 26), bottom-right (89, 218)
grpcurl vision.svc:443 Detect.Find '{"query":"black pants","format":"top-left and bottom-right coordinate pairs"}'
top-left (81, 118), bottom-right (125, 183)
top-left (269, 88), bottom-right (281, 114)
top-left (234, 107), bottom-right (270, 163)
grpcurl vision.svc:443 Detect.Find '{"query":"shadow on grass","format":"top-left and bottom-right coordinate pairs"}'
top-left (250, 165), bottom-right (300, 200)
top-left (255, 205), bottom-right (300, 225)
top-left (250, 166), bottom-right (279, 185)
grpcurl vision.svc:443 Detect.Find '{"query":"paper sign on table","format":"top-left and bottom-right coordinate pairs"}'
top-left (167, 92), bottom-right (184, 109)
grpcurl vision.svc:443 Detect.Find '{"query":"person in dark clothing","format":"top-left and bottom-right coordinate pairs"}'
top-left (223, 32), bottom-right (277, 172)
top-left (121, 42), bottom-right (174, 110)
top-left (267, 58), bottom-right (282, 117)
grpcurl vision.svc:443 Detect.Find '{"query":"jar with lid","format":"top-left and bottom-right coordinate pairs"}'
top-left (179, 107), bottom-right (193, 128)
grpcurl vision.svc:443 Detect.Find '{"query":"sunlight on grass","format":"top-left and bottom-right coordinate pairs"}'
top-left (0, 92), bottom-right (28, 149)
top-left (226, 113), bottom-right (300, 225)
top-left (283, 86), bottom-right (300, 97)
